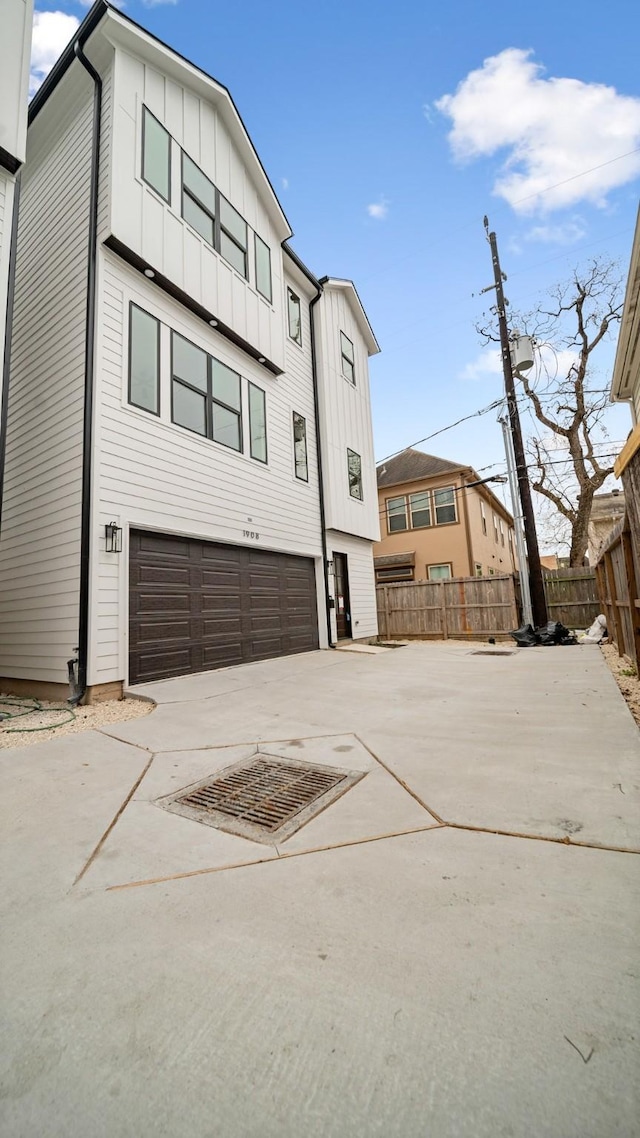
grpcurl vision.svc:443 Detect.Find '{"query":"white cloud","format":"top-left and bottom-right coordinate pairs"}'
top-left (30, 11), bottom-right (80, 94)
top-left (459, 348), bottom-right (502, 381)
top-left (435, 49), bottom-right (640, 214)
top-left (524, 218), bottom-right (587, 244)
top-left (281, 177), bottom-right (289, 190)
top-left (141, 0), bottom-right (179, 6)
top-left (367, 197), bottom-right (389, 220)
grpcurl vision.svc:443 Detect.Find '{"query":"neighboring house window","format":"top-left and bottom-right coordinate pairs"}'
top-left (493, 513), bottom-right (499, 542)
top-left (488, 567), bottom-right (495, 575)
top-left (171, 332), bottom-right (243, 452)
top-left (428, 564), bottom-right (452, 581)
top-left (293, 413), bottom-right (308, 480)
top-left (347, 449), bottom-right (362, 499)
top-left (255, 235), bottom-right (272, 302)
top-left (410, 491), bottom-right (431, 528)
top-left (500, 519), bottom-right (505, 546)
top-left (142, 107), bottom-right (171, 202)
top-left (475, 563), bottom-right (483, 576)
top-left (434, 487), bottom-right (457, 525)
top-left (340, 332), bottom-right (355, 384)
top-left (387, 496), bottom-right (408, 532)
top-left (220, 194), bottom-right (248, 277)
top-left (376, 566), bottom-right (413, 583)
top-left (129, 303), bottom-right (160, 415)
top-left (248, 382), bottom-right (267, 463)
top-left (182, 153), bottom-right (216, 245)
top-left (481, 500), bottom-right (487, 536)
top-left (287, 288), bottom-right (302, 345)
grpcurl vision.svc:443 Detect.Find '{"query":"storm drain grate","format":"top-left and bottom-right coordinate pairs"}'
top-left (472, 650), bottom-right (515, 656)
top-left (157, 754), bottom-right (365, 845)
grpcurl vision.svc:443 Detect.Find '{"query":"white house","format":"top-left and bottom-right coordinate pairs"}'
top-left (0, 0), bottom-right (380, 701)
top-left (0, 0), bottom-right (33, 439)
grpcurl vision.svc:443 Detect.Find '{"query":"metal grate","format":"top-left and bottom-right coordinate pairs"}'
top-left (472, 650), bottom-right (515, 656)
top-left (158, 753), bottom-right (365, 845)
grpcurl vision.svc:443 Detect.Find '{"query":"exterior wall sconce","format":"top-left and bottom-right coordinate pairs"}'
top-left (105, 521), bottom-right (123, 553)
top-left (326, 559), bottom-right (334, 573)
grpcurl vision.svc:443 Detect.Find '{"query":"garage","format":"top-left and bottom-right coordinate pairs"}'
top-left (129, 530), bottom-right (320, 683)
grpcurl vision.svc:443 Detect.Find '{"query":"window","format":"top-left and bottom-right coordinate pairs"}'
top-left (493, 513), bottom-right (499, 543)
top-left (428, 564), bottom-right (452, 581)
top-left (220, 194), bottom-right (248, 276)
top-left (387, 496), bottom-right (407, 532)
top-left (488, 567), bottom-right (496, 575)
top-left (410, 491), bottom-right (431, 529)
top-left (142, 107), bottom-right (171, 201)
top-left (347, 449), bottom-right (362, 499)
top-left (434, 487), bottom-right (457, 525)
top-left (376, 566), bottom-right (414, 583)
top-left (129, 303), bottom-right (160, 415)
top-left (475, 563), bottom-right (483, 577)
top-left (181, 153), bottom-right (248, 279)
top-left (340, 332), bottom-right (355, 384)
top-left (255, 235), bottom-right (272, 302)
top-left (171, 332), bottom-right (243, 452)
top-left (293, 412), bottom-right (308, 481)
top-left (287, 288), bottom-right (302, 345)
top-left (500, 520), bottom-right (505, 546)
top-left (248, 383), bottom-right (267, 463)
top-left (481, 500), bottom-right (487, 536)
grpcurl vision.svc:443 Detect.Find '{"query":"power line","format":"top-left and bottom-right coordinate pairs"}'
top-left (375, 397), bottom-right (505, 467)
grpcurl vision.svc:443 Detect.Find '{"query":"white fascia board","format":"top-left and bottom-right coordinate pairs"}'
top-left (321, 277), bottom-right (380, 356)
top-left (102, 9), bottom-right (292, 242)
top-left (610, 205), bottom-right (640, 403)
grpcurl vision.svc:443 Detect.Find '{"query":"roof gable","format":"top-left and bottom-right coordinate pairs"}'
top-left (377, 448), bottom-right (463, 488)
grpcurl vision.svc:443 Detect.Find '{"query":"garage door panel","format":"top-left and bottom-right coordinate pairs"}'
top-left (129, 531), bottom-right (319, 683)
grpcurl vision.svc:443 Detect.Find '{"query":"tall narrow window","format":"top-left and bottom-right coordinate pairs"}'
top-left (212, 358), bottom-right (242, 451)
top-left (293, 412), bottom-right (308, 481)
top-left (434, 487), bottom-right (457, 525)
top-left (340, 332), bottom-right (355, 384)
top-left (129, 303), bottom-right (160, 415)
top-left (500, 519), bottom-right (505, 546)
top-left (347, 449), bottom-right (362, 499)
top-left (219, 195), bottom-right (248, 277)
top-left (248, 383), bottom-right (267, 463)
top-left (493, 513), bottom-right (499, 542)
top-left (182, 153), bottom-right (215, 245)
top-left (480, 500), bottom-right (487, 536)
top-left (387, 496), bottom-right (407, 532)
top-left (287, 288), bottom-right (302, 345)
top-left (142, 107), bottom-right (171, 202)
top-left (255, 235), bottom-right (272, 302)
top-left (409, 491), bottom-right (431, 528)
top-left (171, 332), bottom-right (208, 437)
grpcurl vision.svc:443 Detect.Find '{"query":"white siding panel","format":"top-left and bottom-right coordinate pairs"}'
top-left (88, 254), bottom-right (325, 683)
top-left (0, 172), bottom-right (15, 407)
top-left (326, 531), bottom-right (378, 642)
top-left (0, 66), bottom-right (94, 684)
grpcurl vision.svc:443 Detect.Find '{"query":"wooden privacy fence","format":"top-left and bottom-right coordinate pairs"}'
top-left (376, 574), bottom-right (519, 641)
top-left (595, 523), bottom-right (640, 667)
top-left (542, 568), bottom-right (600, 628)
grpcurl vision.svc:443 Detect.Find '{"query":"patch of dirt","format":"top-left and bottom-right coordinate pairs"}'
top-left (0, 694), bottom-right (153, 749)
top-left (601, 643), bottom-right (640, 728)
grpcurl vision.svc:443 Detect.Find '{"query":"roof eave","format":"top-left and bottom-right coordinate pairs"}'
top-left (610, 204), bottom-right (640, 403)
top-left (320, 277), bottom-right (380, 356)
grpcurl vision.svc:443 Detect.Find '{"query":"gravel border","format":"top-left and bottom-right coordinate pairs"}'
top-left (0, 695), bottom-right (153, 749)
top-left (601, 643), bottom-right (640, 728)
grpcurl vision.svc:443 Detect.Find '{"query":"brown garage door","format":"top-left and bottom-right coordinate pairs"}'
top-left (129, 530), bottom-right (319, 684)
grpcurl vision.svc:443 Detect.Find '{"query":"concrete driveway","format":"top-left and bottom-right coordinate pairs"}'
top-left (1, 642), bottom-right (639, 1137)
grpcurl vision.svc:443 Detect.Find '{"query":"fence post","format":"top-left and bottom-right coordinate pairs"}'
top-left (441, 582), bottom-right (448, 640)
top-left (382, 586), bottom-right (390, 638)
top-left (621, 531), bottom-right (640, 667)
top-left (604, 551), bottom-right (624, 657)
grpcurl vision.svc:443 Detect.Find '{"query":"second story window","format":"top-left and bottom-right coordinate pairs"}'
top-left (493, 513), bottom-right (499, 542)
top-left (142, 107), bottom-right (171, 202)
top-left (480, 500), bottom-right (487, 535)
top-left (287, 288), bottom-right (302, 345)
top-left (410, 491), bottom-right (431, 528)
top-left (293, 413), bottom-right (308, 481)
top-left (434, 487), bottom-right (457, 524)
top-left (340, 332), bottom-right (355, 385)
top-left (129, 303), bottom-right (160, 415)
top-left (220, 195), bottom-right (248, 277)
top-left (171, 332), bottom-right (243, 452)
top-left (387, 496), bottom-right (407, 532)
top-left (255, 235), bottom-right (272, 302)
top-left (347, 449), bottom-right (362, 500)
top-left (248, 382), bottom-right (267, 463)
top-left (500, 519), bottom-right (505, 546)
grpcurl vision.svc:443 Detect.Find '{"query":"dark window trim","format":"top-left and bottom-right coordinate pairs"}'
top-left (142, 105), bottom-right (171, 204)
top-left (170, 330), bottom-right (208, 439)
top-left (287, 287), bottom-right (302, 346)
top-left (219, 189), bottom-right (248, 277)
top-left (293, 410), bottom-right (308, 482)
top-left (128, 301), bottom-right (161, 417)
top-left (347, 447), bottom-right (363, 500)
top-left (340, 331), bottom-right (355, 385)
top-left (254, 233), bottom-right (272, 303)
top-left (181, 149), bottom-right (216, 246)
top-left (180, 150), bottom-right (248, 280)
top-left (248, 381), bottom-right (268, 464)
top-left (170, 330), bottom-right (243, 453)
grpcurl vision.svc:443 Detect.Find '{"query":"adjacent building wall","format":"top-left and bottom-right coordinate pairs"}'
top-left (326, 530), bottom-right (378, 641)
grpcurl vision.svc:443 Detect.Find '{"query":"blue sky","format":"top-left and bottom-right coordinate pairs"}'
top-left (31, 0), bottom-right (640, 531)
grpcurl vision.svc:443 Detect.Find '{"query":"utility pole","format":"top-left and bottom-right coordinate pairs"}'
top-left (484, 217), bottom-right (548, 627)
top-left (499, 413), bottom-right (533, 628)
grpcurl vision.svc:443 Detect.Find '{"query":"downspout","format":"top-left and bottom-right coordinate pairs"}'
top-left (309, 287), bottom-right (335, 648)
top-left (68, 38), bottom-right (102, 705)
top-left (0, 172), bottom-right (22, 529)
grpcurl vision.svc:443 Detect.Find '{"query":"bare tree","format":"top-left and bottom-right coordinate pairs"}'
top-left (479, 258), bottom-right (623, 566)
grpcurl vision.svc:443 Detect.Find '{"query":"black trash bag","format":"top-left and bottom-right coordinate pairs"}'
top-left (510, 624), bottom-right (539, 647)
top-left (537, 620), bottom-right (574, 646)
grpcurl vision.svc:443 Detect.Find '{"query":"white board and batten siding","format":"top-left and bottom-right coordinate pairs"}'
top-left (327, 531), bottom-right (378, 641)
top-left (89, 251), bottom-right (325, 685)
top-left (107, 45), bottom-right (287, 372)
top-left (0, 66), bottom-right (95, 684)
top-left (314, 284), bottom-right (380, 543)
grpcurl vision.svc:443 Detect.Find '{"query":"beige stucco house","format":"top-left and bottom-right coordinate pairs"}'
top-left (374, 448), bottom-right (516, 582)
top-left (587, 490), bottom-right (626, 565)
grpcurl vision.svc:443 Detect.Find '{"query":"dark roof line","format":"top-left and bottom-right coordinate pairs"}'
top-left (282, 242), bottom-right (321, 290)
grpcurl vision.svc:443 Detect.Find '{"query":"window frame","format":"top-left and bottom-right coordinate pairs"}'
top-left (409, 490), bottom-right (432, 529)
top-left (386, 496), bottom-right (408, 533)
top-left (427, 563), bottom-right (453, 581)
top-left (500, 519), bottom-right (505, 546)
top-left (170, 330), bottom-right (244, 453)
top-left (340, 331), bottom-right (355, 385)
top-left (376, 566), bottom-right (414, 584)
top-left (287, 287), bottom-right (302, 346)
top-left (219, 191), bottom-right (248, 278)
top-left (493, 513), bottom-right (500, 543)
top-left (480, 500), bottom-right (487, 536)
top-left (181, 150), bottom-right (216, 247)
top-left (292, 411), bottom-right (308, 482)
top-left (180, 150), bottom-right (249, 280)
top-left (347, 448), bottom-right (363, 500)
top-left (248, 381), bottom-right (267, 464)
top-left (254, 234), bottom-right (272, 303)
top-left (474, 563), bottom-right (483, 577)
top-left (142, 106), bottom-right (172, 203)
top-left (128, 301), bottom-right (161, 417)
top-left (433, 485), bottom-right (458, 526)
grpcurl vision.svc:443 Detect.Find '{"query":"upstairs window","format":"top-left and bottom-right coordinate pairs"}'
top-left (340, 332), bottom-right (355, 384)
top-left (142, 107), bottom-right (171, 202)
top-left (493, 513), bottom-right (499, 542)
top-left (293, 412), bottom-right (308, 481)
top-left (220, 195), bottom-right (248, 277)
top-left (347, 449), bottom-right (362, 499)
top-left (255, 235), bottom-right (272, 302)
top-left (248, 382), bottom-right (267, 463)
top-left (212, 358), bottom-right (242, 451)
top-left (182, 153), bottom-right (215, 245)
top-left (409, 491), bottom-right (431, 529)
top-left (500, 519), bottom-right (505, 546)
top-left (287, 288), bottom-right (302, 345)
top-left (387, 496), bottom-right (407, 533)
top-left (129, 303), bottom-right (160, 415)
top-left (480, 500), bottom-right (487, 536)
top-left (434, 487), bottom-right (457, 525)
top-left (171, 332), bottom-right (243, 453)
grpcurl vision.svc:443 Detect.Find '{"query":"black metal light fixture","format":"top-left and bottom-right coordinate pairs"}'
top-left (105, 521), bottom-right (123, 553)
top-left (326, 558), bottom-right (334, 573)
